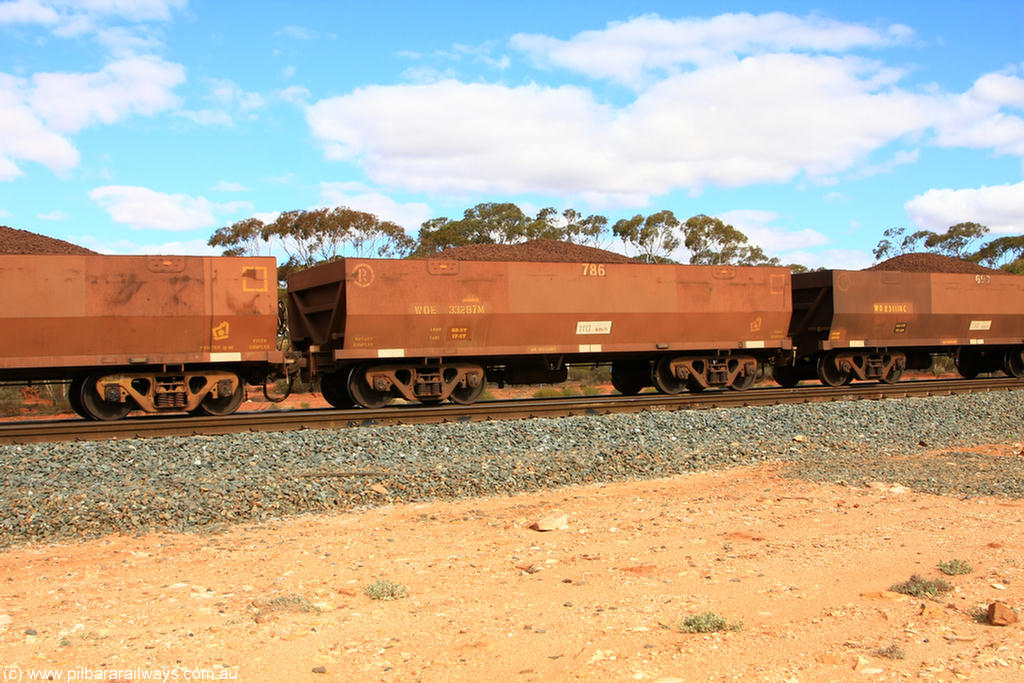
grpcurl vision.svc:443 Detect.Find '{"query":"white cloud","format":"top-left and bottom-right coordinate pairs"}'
top-left (319, 182), bottom-right (432, 232)
top-left (177, 78), bottom-right (266, 127)
top-left (0, 55), bottom-right (183, 179)
top-left (306, 53), bottom-right (934, 203)
top-left (175, 108), bottom-right (232, 126)
top-left (852, 148), bottom-right (920, 179)
top-left (28, 55), bottom-right (184, 132)
top-left (250, 211), bottom-right (280, 225)
top-left (208, 78), bottom-right (265, 111)
top-left (783, 248), bottom-right (874, 270)
top-left (96, 25), bottom-right (163, 57)
top-left (36, 209), bottom-right (68, 220)
top-left (306, 11), bottom-right (1024, 205)
top-left (308, 80), bottom-right (619, 195)
top-left (0, 0), bottom-right (185, 39)
top-left (211, 180), bottom-right (249, 192)
top-left (905, 181), bottom-right (1024, 234)
top-left (0, 207), bottom-right (12, 218)
top-left (717, 209), bottom-right (830, 253)
top-left (77, 234), bottom-right (222, 256)
top-left (59, 0), bottom-right (186, 22)
top-left (931, 66), bottom-right (1024, 157)
top-left (0, 0), bottom-right (59, 24)
top-left (0, 73), bottom-right (81, 178)
top-left (511, 12), bottom-right (912, 88)
top-left (280, 24), bottom-right (317, 40)
top-left (278, 85), bottom-right (310, 104)
top-left (90, 185), bottom-right (253, 231)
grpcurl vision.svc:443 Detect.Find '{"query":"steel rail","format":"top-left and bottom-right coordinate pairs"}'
top-left (1, 377), bottom-right (1022, 445)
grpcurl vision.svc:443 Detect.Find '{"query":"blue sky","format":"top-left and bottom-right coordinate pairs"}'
top-left (1, 0), bottom-right (1022, 268)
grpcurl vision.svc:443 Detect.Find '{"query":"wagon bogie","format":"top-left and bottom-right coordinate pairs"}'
top-left (70, 369), bottom-right (246, 419)
top-left (816, 350), bottom-right (907, 385)
top-left (610, 360), bottom-right (651, 396)
top-left (1003, 348), bottom-right (1024, 378)
top-left (653, 354), bottom-right (759, 392)
top-left (954, 347), bottom-right (1016, 379)
top-left (345, 361), bottom-right (488, 407)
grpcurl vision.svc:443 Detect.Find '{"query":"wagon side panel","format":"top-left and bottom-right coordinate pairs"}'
top-left (329, 259), bottom-right (790, 360)
top-left (0, 254), bottom-right (281, 376)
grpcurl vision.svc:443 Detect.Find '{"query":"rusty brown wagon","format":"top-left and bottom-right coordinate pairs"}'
top-left (776, 269), bottom-right (1024, 386)
top-left (287, 258), bottom-right (792, 408)
top-left (0, 254), bottom-right (284, 419)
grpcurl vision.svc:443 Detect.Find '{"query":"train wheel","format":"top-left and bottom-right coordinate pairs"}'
top-left (816, 354), bottom-right (850, 387)
top-left (320, 371), bottom-right (354, 409)
top-left (192, 375), bottom-right (245, 416)
top-left (67, 376), bottom-right (88, 418)
top-left (347, 364), bottom-right (392, 409)
top-left (450, 373), bottom-right (487, 405)
top-left (652, 357), bottom-right (684, 394)
top-left (729, 368), bottom-right (757, 391)
top-left (610, 361), bottom-right (648, 395)
top-left (955, 350), bottom-right (980, 379)
top-left (880, 363), bottom-right (904, 384)
top-left (1003, 349), bottom-right (1024, 378)
top-left (79, 374), bottom-right (132, 421)
top-left (771, 364), bottom-right (800, 388)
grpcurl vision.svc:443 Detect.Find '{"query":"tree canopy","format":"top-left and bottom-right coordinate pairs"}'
top-left (209, 207), bottom-right (415, 278)
top-left (412, 202), bottom-right (611, 256)
top-left (683, 214), bottom-right (780, 266)
top-left (873, 221), bottom-right (1023, 274)
top-left (210, 202), bottom-right (807, 274)
top-left (612, 210), bottom-right (681, 263)
top-left (873, 223), bottom-right (989, 261)
top-left (612, 211), bottom-right (782, 266)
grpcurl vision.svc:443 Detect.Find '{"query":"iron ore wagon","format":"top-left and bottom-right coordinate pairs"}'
top-left (287, 258), bottom-right (793, 408)
top-left (0, 254), bottom-right (283, 419)
top-left (774, 269), bottom-right (1024, 386)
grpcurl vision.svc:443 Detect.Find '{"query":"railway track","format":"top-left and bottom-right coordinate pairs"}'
top-left (2, 376), bottom-right (1022, 445)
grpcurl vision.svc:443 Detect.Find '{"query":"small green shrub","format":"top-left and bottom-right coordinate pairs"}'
top-left (938, 559), bottom-right (973, 576)
top-left (890, 574), bottom-right (952, 599)
top-left (969, 606), bottom-right (990, 623)
top-left (258, 593), bottom-right (316, 614)
top-left (567, 365), bottom-right (611, 384)
top-left (678, 612), bottom-right (742, 633)
top-left (874, 643), bottom-right (906, 660)
top-left (363, 579), bottom-right (408, 601)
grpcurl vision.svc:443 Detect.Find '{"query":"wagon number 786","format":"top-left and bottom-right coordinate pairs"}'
top-left (581, 263), bottom-right (607, 276)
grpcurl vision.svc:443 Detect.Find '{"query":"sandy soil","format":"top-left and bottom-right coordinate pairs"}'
top-left (1, 446), bottom-right (1022, 683)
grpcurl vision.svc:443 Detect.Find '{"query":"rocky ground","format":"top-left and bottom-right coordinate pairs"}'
top-left (1, 391), bottom-right (1022, 682)
top-left (2, 391), bottom-right (1024, 547)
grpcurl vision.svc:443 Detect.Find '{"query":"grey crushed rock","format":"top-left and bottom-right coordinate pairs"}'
top-left (1, 391), bottom-right (1022, 546)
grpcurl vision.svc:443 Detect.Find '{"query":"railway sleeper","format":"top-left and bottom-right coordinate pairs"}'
top-left (357, 362), bottom-right (487, 406)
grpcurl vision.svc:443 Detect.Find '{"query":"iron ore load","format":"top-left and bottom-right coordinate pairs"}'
top-left (0, 253), bottom-right (284, 419)
top-left (287, 257), bottom-right (793, 407)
